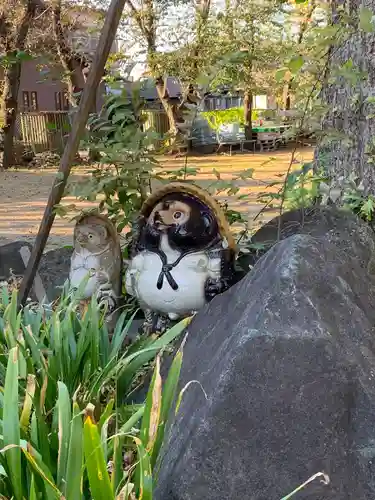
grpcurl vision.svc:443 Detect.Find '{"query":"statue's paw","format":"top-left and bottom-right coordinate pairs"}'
top-left (204, 278), bottom-right (223, 302)
top-left (156, 315), bottom-right (171, 333)
top-left (98, 296), bottom-right (117, 314)
top-left (142, 320), bottom-right (153, 335)
top-left (97, 288), bottom-right (117, 314)
top-left (98, 281), bottom-right (112, 292)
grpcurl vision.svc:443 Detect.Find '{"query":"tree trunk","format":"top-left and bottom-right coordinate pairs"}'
top-left (0, 0), bottom-right (37, 169)
top-left (1, 62), bottom-right (21, 168)
top-left (155, 78), bottom-right (185, 152)
top-left (282, 2), bottom-right (317, 112)
top-left (314, 3), bottom-right (375, 193)
top-left (282, 81), bottom-right (291, 110)
top-left (52, 0), bottom-right (85, 107)
top-left (244, 89), bottom-right (253, 140)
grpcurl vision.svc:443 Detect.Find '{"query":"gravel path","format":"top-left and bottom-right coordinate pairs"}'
top-left (0, 147), bottom-right (314, 251)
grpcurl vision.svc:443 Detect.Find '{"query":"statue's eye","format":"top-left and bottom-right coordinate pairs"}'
top-left (173, 211), bottom-right (182, 220)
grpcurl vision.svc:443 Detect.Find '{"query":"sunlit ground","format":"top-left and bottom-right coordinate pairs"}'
top-left (0, 146), bottom-right (314, 250)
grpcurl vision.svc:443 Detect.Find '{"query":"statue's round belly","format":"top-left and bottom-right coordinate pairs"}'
top-left (70, 267), bottom-right (99, 299)
top-left (136, 264), bottom-right (207, 315)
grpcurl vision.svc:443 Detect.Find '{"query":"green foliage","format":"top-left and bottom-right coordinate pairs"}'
top-left (344, 191), bottom-right (375, 222)
top-left (0, 286), bottom-right (189, 499)
top-left (257, 162), bottom-right (325, 213)
top-left (202, 107), bottom-right (259, 132)
top-left (65, 87), bottom-right (159, 232)
top-left (0, 286), bottom-right (188, 407)
top-left (359, 6), bottom-right (375, 33)
top-left (60, 90), bottom-right (256, 245)
top-left (0, 50), bottom-right (32, 68)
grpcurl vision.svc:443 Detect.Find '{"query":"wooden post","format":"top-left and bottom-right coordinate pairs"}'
top-left (18, 0), bottom-right (127, 306)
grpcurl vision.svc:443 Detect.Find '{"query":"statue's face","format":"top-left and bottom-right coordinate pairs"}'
top-left (75, 224), bottom-right (108, 251)
top-left (148, 199), bottom-right (192, 233)
top-left (143, 193), bottom-right (220, 253)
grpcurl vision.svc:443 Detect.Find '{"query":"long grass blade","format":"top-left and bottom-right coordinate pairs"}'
top-left (3, 346), bottom-right (22, 500)
top-left (84, 414), bottom-right (114, 500)
top-left (57, 381), bottom-right (71, 491)
top-left (65, 402), bottom-right (84, 500)
top-left (151, 345), bottom-right (184, 470)
top-left (140, 356), bottom-right (162, 453)
top-left (98, 399), bottom-right (114, 432)
top-left (117, 317), bottom-right (190, 395)
top-left (133, 437), bottom-right (152, 500)
top-left (110, 310), bottom-right (138, 359)
top-left (29, 473), bottom-right (38, 500)
top-left (20, 374), bottom-right (36, 434)
top-left (111, 434), bottom-right (124, 495)
top-left (22, 444), bottom-right (61, 498)
top-left (3, 290), bottom-right (20, 348)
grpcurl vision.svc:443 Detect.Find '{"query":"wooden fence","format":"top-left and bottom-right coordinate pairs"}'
top-left (17, 110), bottom-right (170, 153)
top-left (142, 110), bottom-right (169, 136)
top-left (18, 111), bottom-right (72, 154)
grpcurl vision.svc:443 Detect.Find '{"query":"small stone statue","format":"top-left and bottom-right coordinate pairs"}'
top-left (125, 182), bottom-right (236, 333)
top-left (69, 214), bottom-right (122, 327)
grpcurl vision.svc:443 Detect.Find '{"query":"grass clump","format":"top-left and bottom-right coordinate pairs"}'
top-left (0, 286), bottom-right (188, 499)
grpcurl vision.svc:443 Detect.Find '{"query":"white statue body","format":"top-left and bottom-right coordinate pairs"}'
top-left (126, 188), bottom-right (235, 333)
top-left (126, 235), bottom-right (221, 320)
top-left (70, 247), bottom-right (106, 299)
top-left (69, 215), bottom-right (122, 327)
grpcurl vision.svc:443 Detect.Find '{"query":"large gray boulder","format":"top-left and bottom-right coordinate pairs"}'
top-left (0, 241), bottom-right (42, 301)
top-left (155, 207), bottom-right (375, 499)
top-left (38, 247), bottom-right (73, 302)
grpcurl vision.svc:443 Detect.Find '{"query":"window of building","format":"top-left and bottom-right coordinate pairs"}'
top-left (22, 91), bottom-right (38, 111)
top-left (30, 91), bottom-right (38, 111)
top-left (55, 91), bottom-right (70, 111)
top-left (22, 91), bottom-right (30, 111)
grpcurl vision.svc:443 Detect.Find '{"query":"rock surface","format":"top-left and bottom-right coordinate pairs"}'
top-left (0, 241), bottom-right (32, 281)
top-left (155, 207), bottom-right (375, 500)
top-left (0, 241), bottom-right (41, 300)
top-left (38, 247), bottom-right (73, 302)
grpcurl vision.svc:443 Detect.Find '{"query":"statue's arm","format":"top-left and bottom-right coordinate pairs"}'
top-left (125, 253), bottom-right (144, 296)
top-left (204, 248), bottom-right (234, 302)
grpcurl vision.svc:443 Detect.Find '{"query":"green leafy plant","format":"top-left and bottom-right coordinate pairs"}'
top-left (257, 162), bottom-right (325, 213)
top-left (0, 342), bottom-right (186, 499)
top-left (0, 285), bottom-right (188, 414)
top-left (64, 87), bottom-right (160, 232)
top-left (58, 90), bottom-right (256, 249)
top-left (0, 50), bottom-right (33, 69)
top-left (0, 286), bottom-right (189, 499)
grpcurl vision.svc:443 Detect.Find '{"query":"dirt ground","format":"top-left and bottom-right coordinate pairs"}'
top-left (0, 147), bottom-right (314, 251)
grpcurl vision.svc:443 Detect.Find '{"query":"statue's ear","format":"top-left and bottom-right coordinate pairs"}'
top-left (133, 215), bottom-right (146, 234)
top-left (99, 225), bottom-right (108, 240)
top-left (202, 211), bottom-right (217, 239)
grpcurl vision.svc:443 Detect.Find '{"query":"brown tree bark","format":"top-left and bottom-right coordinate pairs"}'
top-left (1, 61), bottom-right (22, 168)
top-left (243, 89), bottom-right (253, 140)
top-left (1, 0), bottom-right (38, 169)
top-left (314, 3), bottom-right (375, 192)
top-left (52, 0), bottom-right (85, 107)
top-left (52, 0), bottom-right (100, 162)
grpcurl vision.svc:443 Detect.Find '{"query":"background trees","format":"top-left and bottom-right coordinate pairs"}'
top-left (2, 0), bottom-right (373, 194)
top-left (0, 0), bottom-right (44, 168)
top-left (0, 0), bottom-right (108, 169)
